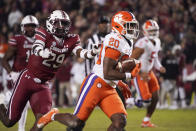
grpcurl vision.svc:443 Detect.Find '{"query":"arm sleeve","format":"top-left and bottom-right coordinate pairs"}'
top-left (134, 39), bottom-right (146, 49)
top-left (8, 36), bottom-right (17, 46)
top-left (72, 35), bottom-right (82, 55)
top-left (85, 38), bottom-right (95, 76)
top-left (32, 28), bottom-right (47, 56)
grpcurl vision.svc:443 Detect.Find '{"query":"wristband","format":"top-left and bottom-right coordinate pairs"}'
top-left (118, 62), bottom-right (123, 72)
top-left (87, 51), bottom-right (95, 59)
top-left (80, 49), bottom-right (88, 59)
top-left (125, 72), bottom-right (132, 80)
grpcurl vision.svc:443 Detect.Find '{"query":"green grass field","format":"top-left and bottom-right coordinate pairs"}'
top-left (0, 108), bottom-right (196, 131)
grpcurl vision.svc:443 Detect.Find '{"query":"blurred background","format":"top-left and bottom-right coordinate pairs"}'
top-left (0, 0), bottom-right (196, 109)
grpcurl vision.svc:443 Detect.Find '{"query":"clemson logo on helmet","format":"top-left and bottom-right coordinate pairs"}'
top-left (114, 14), bottom-right (123, 23)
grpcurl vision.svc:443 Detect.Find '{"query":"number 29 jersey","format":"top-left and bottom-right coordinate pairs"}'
top-left (27, 28), bottom-right (80, 81)
top-left (92, 31), bottom-right (133, 85)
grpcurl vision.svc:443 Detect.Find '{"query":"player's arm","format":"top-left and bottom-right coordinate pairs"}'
top-left (131, 47), bottom-right (146, 79)
top-left (72, 45), bottom-right (99, 59)
top-left (154, 55), bottom-right (166, 73)
top-left (32, 29), bottom-right (51, 58)
top-left (103, 48), bottom-right (131, 80)
top-left (130, 47), bottom-right (144, 59)
top-left (32, 40), bottom-right (51, 58)
top-left (2, 46), bottom-right (17, 73)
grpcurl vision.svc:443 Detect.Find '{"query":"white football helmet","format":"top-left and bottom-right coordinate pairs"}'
top-left (21, 15), bottom-right (39, 34)
top-left (46, 10), bottom-right (71, 37)
top-left (142, 19), bottom-right (159, 40)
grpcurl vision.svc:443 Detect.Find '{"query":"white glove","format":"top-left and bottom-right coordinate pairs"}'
top-left (9, 72), bottom-right (20, 83)
top-left (39, 48), bottom-right (51, 58)
top-left (92, 43), bottom-right (101, 54)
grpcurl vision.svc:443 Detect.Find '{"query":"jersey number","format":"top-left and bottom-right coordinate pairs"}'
top-left (42, 53), bottom-right (65, 68)
top-left (108, 38), bottom-right (119, 48)
top-left (96, 38), bottom-right (120, 65)
top-left (149, 52), bottom-right (155, 63)
top-left (26, 50), bottom-right (32, 62)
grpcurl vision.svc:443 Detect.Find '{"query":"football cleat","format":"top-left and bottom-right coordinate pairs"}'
top-left (141, 120), bottom-right (157, 128)
top-left (37, 108), bottom-right (59, 128)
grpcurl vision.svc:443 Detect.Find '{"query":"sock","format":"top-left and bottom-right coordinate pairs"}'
top-left (194, 95), bottom-right (196, 105)
top-left (143, 116), bottom-right (150, 122)
top-left (51, 113), bottom-right (56, 121)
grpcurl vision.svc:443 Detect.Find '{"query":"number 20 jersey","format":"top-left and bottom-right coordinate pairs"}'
top-left (92, 31), bottom-right (133, 86)
top-left (27, 28), bottom-right (80, 81)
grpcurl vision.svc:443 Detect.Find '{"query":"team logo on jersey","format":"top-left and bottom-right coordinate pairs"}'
top-left (50, 41), bottom-right (68, 53)
top-left (97, 83), bottom-right (102, 88)
top-left (33, 78), bottom-right (41, 83)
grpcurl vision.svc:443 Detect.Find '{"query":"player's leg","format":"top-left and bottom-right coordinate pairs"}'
top-left (142, 71), bottom-right (160, 127)
top-left (29, 86), bottom-right (52, 131)
top-left (37, 74), bottom-right (100, 131)
top-left (99, 89), bottom-right (127, 131)
top-left (57, 74), bottom-right (99, 130)
top-left (116, 87), bottom-right (126, 108)
top-left (133, 75), bottom-right (152, 108)
top-left (0, 72), bottom-right (29, 128)
top-left (18, 102), bottom-right (28, 131)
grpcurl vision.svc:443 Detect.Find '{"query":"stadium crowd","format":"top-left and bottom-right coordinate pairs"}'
top-left (0, 0), bottom-right (196, 109)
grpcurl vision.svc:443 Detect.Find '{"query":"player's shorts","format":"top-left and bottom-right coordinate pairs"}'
top-left (133, 71), bottom-right (159, 100)
top-left (73, 73), bottom-right (127, 121)
top-left (7, 69), bottom-right (52, 122)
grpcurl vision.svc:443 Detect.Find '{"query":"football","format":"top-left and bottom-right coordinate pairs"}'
top-left (116, 58), bottom-right (136, 72)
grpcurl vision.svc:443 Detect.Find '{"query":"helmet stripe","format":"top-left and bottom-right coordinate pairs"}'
top-left (29, 15), bottom-right (33, 22)
top-left (61, 10), bottom-right (66, 19)
top-left (128, 12), bottom-right (135, 20)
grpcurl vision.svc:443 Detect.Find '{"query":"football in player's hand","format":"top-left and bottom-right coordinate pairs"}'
top-left (116, 58), bottom-right (136, 72)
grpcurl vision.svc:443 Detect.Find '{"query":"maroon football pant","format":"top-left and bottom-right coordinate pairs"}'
top-left (7, 69), bottom-right (52, 122)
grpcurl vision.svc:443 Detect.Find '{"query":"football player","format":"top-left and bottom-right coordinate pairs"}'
top-left (37, 11), bottom-right (140, 131)
top-left (0, 10), bottom-right (99, 131)
top-left (1, 15), bottom-right (39, 131)
top-left (131, 19), bottom-right (166, 127)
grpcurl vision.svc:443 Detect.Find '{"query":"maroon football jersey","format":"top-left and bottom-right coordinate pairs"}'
top-left (8, 35), bottom-right (34, 72)
top-left (27, 28), bottom-right (80, 81)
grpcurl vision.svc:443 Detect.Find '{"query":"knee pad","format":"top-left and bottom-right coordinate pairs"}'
top-left (67, 119), bottom-right (85, 131)
top-left (111, 114), bottom-right (126, 129)
top-left (134, 98), bottom-right (151, 108)
top-left (142, 99), bottom-right (152, 107)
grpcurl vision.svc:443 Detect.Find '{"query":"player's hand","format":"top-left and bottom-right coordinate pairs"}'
top-left (131, 60), bottom-right (141, 77)
top-left (92, 43), bottom-right (102, 55)
top-left (159, 66), bottom-right (166, 73)
top-left (39, 48), bottom-right (52, 58)
top-left (140, 72), bottom-right (150, 81)
top-left (9, 71), bottom-right (20, 83)
top-left (117, 80), bottom-right (131, 99)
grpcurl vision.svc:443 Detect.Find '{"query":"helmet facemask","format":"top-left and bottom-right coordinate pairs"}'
top-left (123, 21), bottom-right (139, 39)
top-left (21, 15), bottom-right (39, 37)
top-left (47, 18), bottom-right (71, 38)
top-left (22, 24), bottom-right (37, 37)
top-left (144, 29), bottom-right (159, 40)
